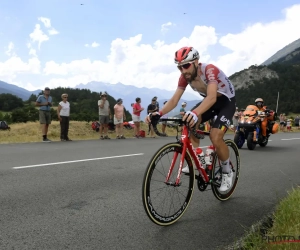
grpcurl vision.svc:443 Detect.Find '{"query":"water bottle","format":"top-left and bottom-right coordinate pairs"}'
top-left (194, 147), bottom-right (206, 169)
top-left (205, 145), bottom-right (215, 166)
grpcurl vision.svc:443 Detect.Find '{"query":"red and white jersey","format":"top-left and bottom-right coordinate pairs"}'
top-left (177, 63), bottom-right (235, 99)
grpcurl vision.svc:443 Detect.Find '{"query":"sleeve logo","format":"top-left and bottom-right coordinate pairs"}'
top-left (206, 68), bottom-right (216, 81)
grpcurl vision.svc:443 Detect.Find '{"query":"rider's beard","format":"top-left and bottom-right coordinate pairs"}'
top-left (183, 64), bottom-right (198, 81)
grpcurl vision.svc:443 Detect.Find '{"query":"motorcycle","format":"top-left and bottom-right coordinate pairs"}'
top-left (234, 105), bottom-right (279, 150)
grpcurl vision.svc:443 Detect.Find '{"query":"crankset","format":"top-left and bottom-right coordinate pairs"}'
top-left (196, 175), bottom-right (209, 191)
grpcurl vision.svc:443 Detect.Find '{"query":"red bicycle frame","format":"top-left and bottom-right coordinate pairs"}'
top-left (165, 125), bottom-right (210, 186)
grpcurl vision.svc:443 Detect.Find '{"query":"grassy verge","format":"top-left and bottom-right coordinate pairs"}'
top-left (0, 121), bottom-right (185, 143)
top-left (1, 120), bottom-right (299, 144)
top-left (236, 186), bottom-right (300, 250)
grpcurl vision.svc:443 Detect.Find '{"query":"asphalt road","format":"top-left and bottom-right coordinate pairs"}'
top-left (0, 132), bottom-right (300, 250)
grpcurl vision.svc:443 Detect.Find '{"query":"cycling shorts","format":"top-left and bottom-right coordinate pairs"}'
top-left (191, 95), bottom-right (236, 132)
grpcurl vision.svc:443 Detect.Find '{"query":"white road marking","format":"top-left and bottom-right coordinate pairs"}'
top-left (13, 153), bottom-right (144, 170)
top-left (281, 138), bottom-right (300, 141)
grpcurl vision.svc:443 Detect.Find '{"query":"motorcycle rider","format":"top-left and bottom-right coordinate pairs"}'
top-left (255, 98), bottom-right (268, 141)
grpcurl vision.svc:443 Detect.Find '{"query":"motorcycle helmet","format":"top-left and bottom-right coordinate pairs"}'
top-left (255, 98), bottom-right (264, 107)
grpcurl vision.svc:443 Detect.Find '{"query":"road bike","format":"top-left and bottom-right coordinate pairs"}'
top-left (142, 118), bottom-right (240, 226)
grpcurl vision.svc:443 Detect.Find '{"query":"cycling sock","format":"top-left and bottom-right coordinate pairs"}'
top-left (221, 158), bottom-right (231, 174)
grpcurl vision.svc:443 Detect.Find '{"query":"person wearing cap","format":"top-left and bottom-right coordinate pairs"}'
top-left (35, 87), bottom-right (53, 142)
top-left (114, 98), bottom-right (126, 139)
top-left (147, 98), bottom-right (159, 138)
top-left (98, 91), bottom-right (112, 140)
top-left (179, 102), bottom-right (187, 117)
top-left (57, 93), bottom-right (72, 141)
top-left (153, 96), bottom-right (159, 110)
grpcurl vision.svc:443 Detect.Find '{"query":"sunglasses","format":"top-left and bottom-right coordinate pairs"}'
top-left (63, 96), bottom-right (68, 98)
top-left (256, 102), bottom-right (262, 105)
top-left (177, 61), bottom-right (194, 70)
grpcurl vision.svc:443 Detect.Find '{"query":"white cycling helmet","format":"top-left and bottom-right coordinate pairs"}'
top-left (174, 47), bottom-right (200, 65)
top-left (255, 98), bottom-right (264, 103)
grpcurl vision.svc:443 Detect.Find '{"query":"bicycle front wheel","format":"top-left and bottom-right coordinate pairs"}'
top-left (211, 139), bottom-right (241, 201)
top-left (142, 143), bottom-right (195, 226)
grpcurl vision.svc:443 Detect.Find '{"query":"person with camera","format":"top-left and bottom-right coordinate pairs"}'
top-left (98, 91), bottom-right (112, 140)
top-left (35, 87), bottom-right (53, 142)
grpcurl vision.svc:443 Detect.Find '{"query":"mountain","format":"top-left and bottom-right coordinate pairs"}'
top-left (275, 46), bottom-right (300, 65)
top-left (0, 79), bottom-right (202, 118)
top-left (75, 81), bottom-right (199, 107)
top-left (230, 41), bottom-right (300, 114)
top-left (75, 81), bottom-right (201, 117)
top-left (229, 65), bottom-right (279, 90)
top-left (262, 38), bottom-right (300, 65)
top-left (0, 81), bottom-right (41, 101)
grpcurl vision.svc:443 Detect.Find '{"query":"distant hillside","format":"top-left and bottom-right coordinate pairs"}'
top-left (230, 37), bottom-right (300, 114)
top-left (262, 38), bottom-right (300, 65)
top-left (0, 80), bottom-right (200, 114)
top-left (231, 63), bottom-right (300, 114)
top-left (0, 81), bottom-right (41, 101)
top-left (229, 65), bottom-right (279, 90)
top-left (75, 81), bottom-right (199, 111)
top-left (276, 46), bottom-right (300, 65)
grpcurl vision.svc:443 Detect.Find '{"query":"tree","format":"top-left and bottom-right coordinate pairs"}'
top-left (0, 93), bottom-right (24, 111)
top-left (11, 105), bottom-right (39, 123)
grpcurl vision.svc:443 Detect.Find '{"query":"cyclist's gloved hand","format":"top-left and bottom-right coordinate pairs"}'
top-left (183, 111), bottom-right (198, 127)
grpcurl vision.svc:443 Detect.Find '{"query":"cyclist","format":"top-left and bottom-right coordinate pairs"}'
top-left (147, 46), bottom-right (236, 192)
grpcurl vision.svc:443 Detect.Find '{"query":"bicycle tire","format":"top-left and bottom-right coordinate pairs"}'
top-left (142, 143), bottom-right (195, 226)
top-left (211, 139), bottom-right (240, 201)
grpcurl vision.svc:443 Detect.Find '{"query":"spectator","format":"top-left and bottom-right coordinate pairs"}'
top-left (286, 119), bottom-right (292, 132)
top-left (57, 93), bottom-right (72, 141)
top-left (153, 96), bottom-right (159, 110)
top-left (147, 98), bottom-right (158, 138)
top-left (132, 97), bottom-right (144, 138)
top-left (161, 101), bottom-right (168, 135)
top-left (180, 102), bottom-right (187, 116)
top-left (114, 98), bottom-right (126, 139)
top-left (233, 107), bottom-right (240, 130)
top-left (98, 91), bottom-right (112, 140)
top-left (295, 115), bottom-right (299, 130)
top-left (279, 113), bottom-right (286, 132)
top-left (147, 98), bottom-right (159, 135)
top-left (35, 87), bottom-right (52, 142)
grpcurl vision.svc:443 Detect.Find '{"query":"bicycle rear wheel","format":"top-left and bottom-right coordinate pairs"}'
top-left (211, 139), bottom-right (240, 201)
top-left (142, 143), bottom-right (195, 226)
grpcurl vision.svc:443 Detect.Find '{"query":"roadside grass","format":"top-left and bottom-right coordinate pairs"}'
top-left (0, 121), bottom-right (183, 143)
top-left (1, 120), bottom-right (299, 144)
top-left (236, 186), bottom-right (300, 250)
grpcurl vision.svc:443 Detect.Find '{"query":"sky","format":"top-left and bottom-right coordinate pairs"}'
top-left (0, 0), bottom-right (300, 93)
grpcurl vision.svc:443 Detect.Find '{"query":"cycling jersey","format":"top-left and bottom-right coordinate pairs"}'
top-left (177, 63), bottom-right (235, 99)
